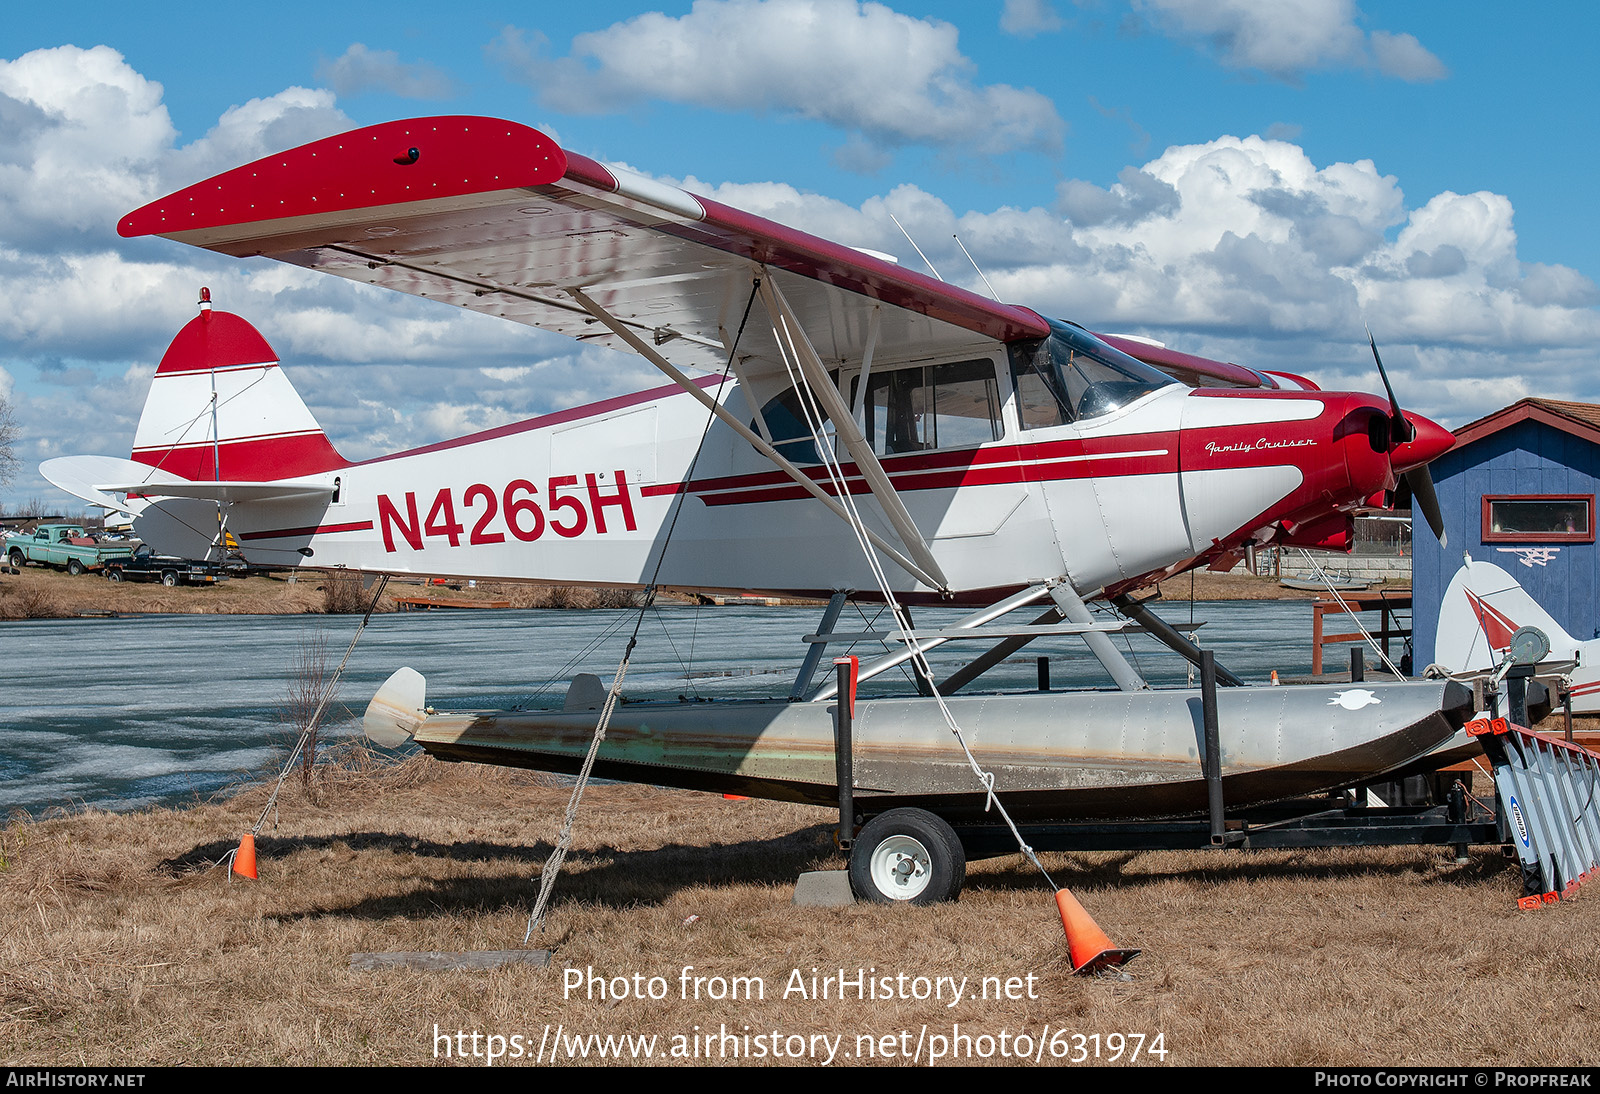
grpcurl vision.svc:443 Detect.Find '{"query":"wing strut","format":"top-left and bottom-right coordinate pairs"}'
top-left (756, 276), bottom-right (950, 593)
top-left (563, 287), bottom-right (944, 592)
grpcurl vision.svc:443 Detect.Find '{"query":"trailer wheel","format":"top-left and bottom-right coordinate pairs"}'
top-left (848, 808), bottom-right (965, 905)
top-left (161, 570), bottom-right (178, 587)
top-left (67, 559), bottom-right (85, 576)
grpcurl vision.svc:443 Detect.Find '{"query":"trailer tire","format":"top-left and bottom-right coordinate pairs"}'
top-left (67, 559), bottom-right (85, 576)
top-left (161, 571), bottom-right (178, 587)
top-left (848, 808), bottom-right (965, 905)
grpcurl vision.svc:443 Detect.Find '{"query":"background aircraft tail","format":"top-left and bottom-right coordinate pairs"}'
top-left (130, 290), bottom-right (346, 481)
top-left (1434, 555), bottom-right (1582, 673)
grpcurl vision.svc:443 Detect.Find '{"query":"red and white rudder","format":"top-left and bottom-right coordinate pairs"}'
top-left (41, 290), bottom-right (343, 560)
top-left (131, 288), bottom-right (346, 481)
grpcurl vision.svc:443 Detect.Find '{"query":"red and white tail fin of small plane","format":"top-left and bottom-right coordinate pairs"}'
top-left (41, 290), bottom-right (341, 557)
top-left (129, 288), bottom-right (346, 482)
top-left (1435, 555), bottom-right (1600, 712)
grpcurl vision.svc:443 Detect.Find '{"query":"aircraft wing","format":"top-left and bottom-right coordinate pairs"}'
top-left (118, 116), bottom-right (1049, 379)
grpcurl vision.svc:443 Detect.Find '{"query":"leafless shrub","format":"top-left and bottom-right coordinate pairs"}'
top-left (0, 582), bottom-right (64, 619)
top-left (319, 570), bottom-right (383, 613)
top-left (278, 632), bottom-right (335, 796)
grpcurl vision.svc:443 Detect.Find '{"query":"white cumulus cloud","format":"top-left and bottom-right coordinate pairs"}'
top-left (678, 132), bottom-right (1598, 428)
top-left (0, 45), bottom-right (175, 249)
top-left (1000, 0), bottom-right (1063, 37)
top-left (0, 45), bottom-right (633, 508)
top-left (493, 0), bottom-right (1065, 157)
top-left (315, 43), bottom-right (459, 100)
top-left (1130, 0), bottom-right (1447, 82)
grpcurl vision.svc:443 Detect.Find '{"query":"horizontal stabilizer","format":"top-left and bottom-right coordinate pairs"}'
top-left (97, 479), bottom-right (333, 505)
top-left (42, 455), bottom-right (332, 507)
top-left (41, 455), bottom-right (187, 514)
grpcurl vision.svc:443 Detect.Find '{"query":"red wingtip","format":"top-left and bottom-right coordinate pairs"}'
top-left (119, 116), bottom-right (568, 240)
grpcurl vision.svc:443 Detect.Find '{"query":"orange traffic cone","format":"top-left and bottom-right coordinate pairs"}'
top-left (232, 833), bottom-right (258, 880)
top-left (1055, 888), bottom-right (1138, 976)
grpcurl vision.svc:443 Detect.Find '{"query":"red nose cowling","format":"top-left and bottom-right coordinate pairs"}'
top-left (1391, 412), bottom-right (1455, 473)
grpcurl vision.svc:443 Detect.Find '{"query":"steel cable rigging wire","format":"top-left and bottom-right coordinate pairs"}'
top-left (523, 281), bottom-right (761, 940)
top-left (1296, 548), bottom-right (1406, 677)
top-left (766, 302), bottom-right (1062, 892)
top-left (225, 573), bottom-right (391, 874)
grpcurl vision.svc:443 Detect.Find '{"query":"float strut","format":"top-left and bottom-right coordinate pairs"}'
top-left (1050, 581), bottom-right (1145, 692)
top-left (1201, 649), bottom-right (1226, 846)
top-left (833, 657), bottom-right (857, 849)
top-left (1111, 593), bottom-right (1245, 687)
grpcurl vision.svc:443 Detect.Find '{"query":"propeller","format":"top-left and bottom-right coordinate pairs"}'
top-left (1365, 327), bottom-right (1448, 547)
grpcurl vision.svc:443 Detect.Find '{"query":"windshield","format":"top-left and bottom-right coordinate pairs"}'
top-left (1008, 320), bottom-right (1176, 426)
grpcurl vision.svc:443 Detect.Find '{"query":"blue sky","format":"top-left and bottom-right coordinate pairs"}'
top-left (2, 1), bottom-right (1597, 511)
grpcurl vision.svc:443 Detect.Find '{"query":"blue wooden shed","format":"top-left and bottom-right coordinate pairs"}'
top-left (1413, 398), bottom-right (1600, 668)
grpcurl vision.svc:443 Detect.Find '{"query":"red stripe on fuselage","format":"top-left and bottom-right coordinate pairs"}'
top-left (239, 520), bottom-right (373, 541)
top-left (669, 432), bottom-right (1180, 497)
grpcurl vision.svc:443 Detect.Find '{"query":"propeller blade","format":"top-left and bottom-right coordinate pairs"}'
top-left (1406, 465), bottom-right (1447, 548)
top-left (1365, 326), bottom-right (1449, 545)
top-left (1366, 326), bottom-right (1414, 445)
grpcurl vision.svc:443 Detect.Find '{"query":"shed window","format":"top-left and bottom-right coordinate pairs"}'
top-left (1483, 495), bottom-right (1594, 543)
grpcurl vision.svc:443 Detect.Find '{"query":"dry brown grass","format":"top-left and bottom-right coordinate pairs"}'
top-left (0, 579), bottom-right (63, 619)
top-left (0, 565), bottom-right (656, 618)
top-left (1, 556), bottom-right (1343, 622)
top-left (0, 564), bottom-right (329, 616)
top-left (2, 751), bottom-right (1595, 1068)
top-left (476, 582), bottom-right (641, 610)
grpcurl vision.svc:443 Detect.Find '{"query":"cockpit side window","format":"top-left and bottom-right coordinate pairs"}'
top-left (861, 359), bottom-right (1001, 456)
top-left (1008, 320), bottom-right (1175, 427)
top-left (752, 360), bottom-right (1002, 464)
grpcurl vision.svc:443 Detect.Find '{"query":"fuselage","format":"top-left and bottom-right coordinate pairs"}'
top-left (192, 321), bottom-right (1440, 603)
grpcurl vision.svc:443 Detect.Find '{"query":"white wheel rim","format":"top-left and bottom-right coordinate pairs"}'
top-left (869, 834), bottom-right (933, 900)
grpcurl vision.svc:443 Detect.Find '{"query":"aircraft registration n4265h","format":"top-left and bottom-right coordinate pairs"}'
top-left (43, 117), bottom-right (1473, 905)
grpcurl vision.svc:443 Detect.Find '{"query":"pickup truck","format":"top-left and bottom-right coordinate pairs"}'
top-left (5, 524), bottom-right (134, 575)
top-left (103, 546), bottom-right (230, 587)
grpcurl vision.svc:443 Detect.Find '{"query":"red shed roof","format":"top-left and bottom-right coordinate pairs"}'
top-left (1452, 398), bottom-right (1600, 448)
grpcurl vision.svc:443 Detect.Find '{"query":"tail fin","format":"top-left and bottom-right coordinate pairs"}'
top-left (1435, 555), bottom-right (1582, 672)
top-left (131, 289), bottom-right (346, 481)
